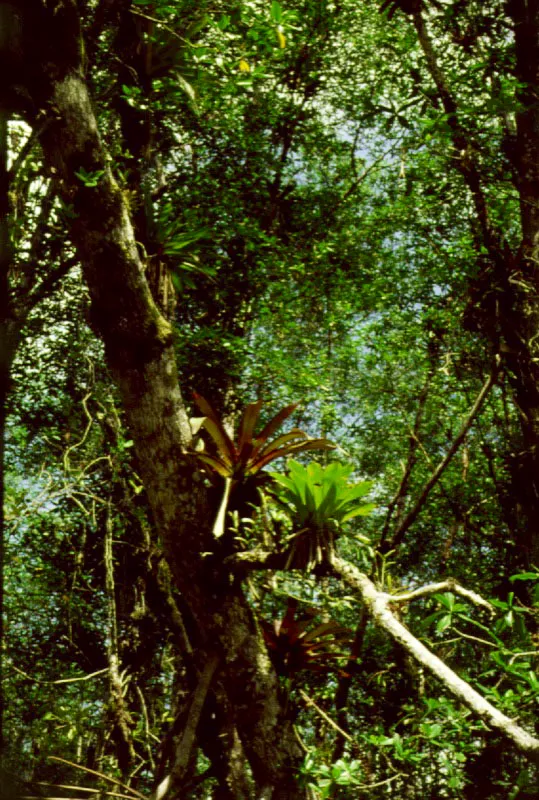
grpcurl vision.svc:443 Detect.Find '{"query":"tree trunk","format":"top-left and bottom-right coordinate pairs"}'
top-left (413, 2), bottom-right (539, 570)
top-left (13, 1), bottom-right (304, 794)
top-left (502, 0), bottom-right (539, 570)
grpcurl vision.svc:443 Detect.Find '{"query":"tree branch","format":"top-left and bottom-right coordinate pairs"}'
top-left (330, 554), bottom-right (539, 765)
top-left (412, 10), bottom-right (496, 249)
top-left (154, 654), bottom-right (220, 800)
top-left (387, 579), bottom-right (495, 613)
top-left (387, 359), bottom-right (500, 551)
top-left (379, 362), bottom-right (435, 548)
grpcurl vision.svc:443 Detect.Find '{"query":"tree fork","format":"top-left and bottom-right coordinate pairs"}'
top-left (14, 1), bottom-right (305, 794)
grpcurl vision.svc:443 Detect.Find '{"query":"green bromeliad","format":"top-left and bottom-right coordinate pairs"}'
top-left (269, 460), bottom-right (374, 568)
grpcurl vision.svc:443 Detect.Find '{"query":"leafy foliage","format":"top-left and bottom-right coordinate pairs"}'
top-left (261, 598), bottom-right (352, 676)
top-left (269, 460), bottom-right (374, 567)
top-left (3, 0), bottom-right (539, 796)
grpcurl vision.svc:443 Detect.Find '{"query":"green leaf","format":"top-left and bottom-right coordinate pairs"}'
top-left (270, 1), bottom-right (283, 23)
top-left (509, 571), bottom-right (539, 581)
top-left (436, 614), bottom-right (452, 633)
top-left (341, 503), bottom-right (376, 521)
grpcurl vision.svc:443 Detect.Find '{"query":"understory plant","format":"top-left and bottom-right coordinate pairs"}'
top-left (262, 597), bottom-right (352, 676)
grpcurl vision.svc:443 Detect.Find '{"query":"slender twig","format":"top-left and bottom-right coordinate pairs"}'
top-left (8, 663), bottom-right (108, 685)
top-left (412, 10), bottom-right (496, 249)
top-left (379, 364), bottom-right (435, 547)
top-left (336, 144), bottom-right (397, 209)
top-left (299, 689), bottom-right (352, 741)
top-left (453, 629), bottom-right (498, 649)
top-left (37, 783), bottom-right (136, 796)
top-left (29, 792), bottom-right (134, 800)
top-left (388, 359), bottom-right (500, 551)
top-left (333, 608), bottom-right (367, 761)
top-left (63, 392), bottom-right (93, 473)
top-left (48, 757), bottom-right (145, 799)
top-left (129, 7), bottom-right (194, 46)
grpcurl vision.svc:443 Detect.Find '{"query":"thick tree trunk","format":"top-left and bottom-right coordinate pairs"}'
top-left (13, 1), bottom-right (303, 794)
top-left (504, 0), bottom-right (539, 570)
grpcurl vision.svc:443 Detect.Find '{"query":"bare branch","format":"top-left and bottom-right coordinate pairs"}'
top-left (48, 757), bottom-right (145, 799)
top-left (330, 554), bottom-right (539, 765)
top-left (388, 359), bottom-right (500, 551)
top-left (387, 579), bottom-right (495, 614)
top-left (8, 663), bottom-right (108, 685)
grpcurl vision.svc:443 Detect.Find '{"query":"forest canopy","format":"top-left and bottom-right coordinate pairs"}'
top-left (0, 0), bottom-right (538, 798)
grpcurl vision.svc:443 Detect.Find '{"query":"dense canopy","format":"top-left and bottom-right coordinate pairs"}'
top-left (0, 1), bottom-right (538, 798)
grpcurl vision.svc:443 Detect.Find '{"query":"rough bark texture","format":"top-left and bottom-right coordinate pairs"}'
top-left (10, 1), bottom-right (304, 795)
top-left (505, 0), bottom-right (539, 570)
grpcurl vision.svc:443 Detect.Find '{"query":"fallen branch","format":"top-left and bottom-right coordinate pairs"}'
top-left (330, 554), bottom-right (539, 765)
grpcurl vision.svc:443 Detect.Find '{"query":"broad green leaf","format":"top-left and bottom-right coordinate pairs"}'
top-left (341, 503), bottom-right (376, 521)
top-left (270, 1), bottom-right (282, 23)
top-left (436, 614), bottom-right (452, 634)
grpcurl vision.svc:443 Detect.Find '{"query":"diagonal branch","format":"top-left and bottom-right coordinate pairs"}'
top-left (330, 554), bottom-right (539, 765)
top-left (154, 654), bottom-right (220, 800)
top-left (15, 256), bottom-right (77, 322)
top-left (411, 10), bottom-right (497, 250)
top-left (379, 362), bottom-right (436, 548)
top-left (387, 359), bottom-right (500, 551)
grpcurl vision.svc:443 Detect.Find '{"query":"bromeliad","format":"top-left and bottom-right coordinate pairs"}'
top-left (269, 460), bottom-right (374, 568)
top-left (190, 394), bottom-right (334, 538)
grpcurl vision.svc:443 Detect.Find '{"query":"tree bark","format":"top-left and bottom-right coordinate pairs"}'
top-left (412, 3), bottom-right (539, 570)
top-left (14, 1), bottom-right (304, 794)
top-left (504, 0), bottom-right (539, 570)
